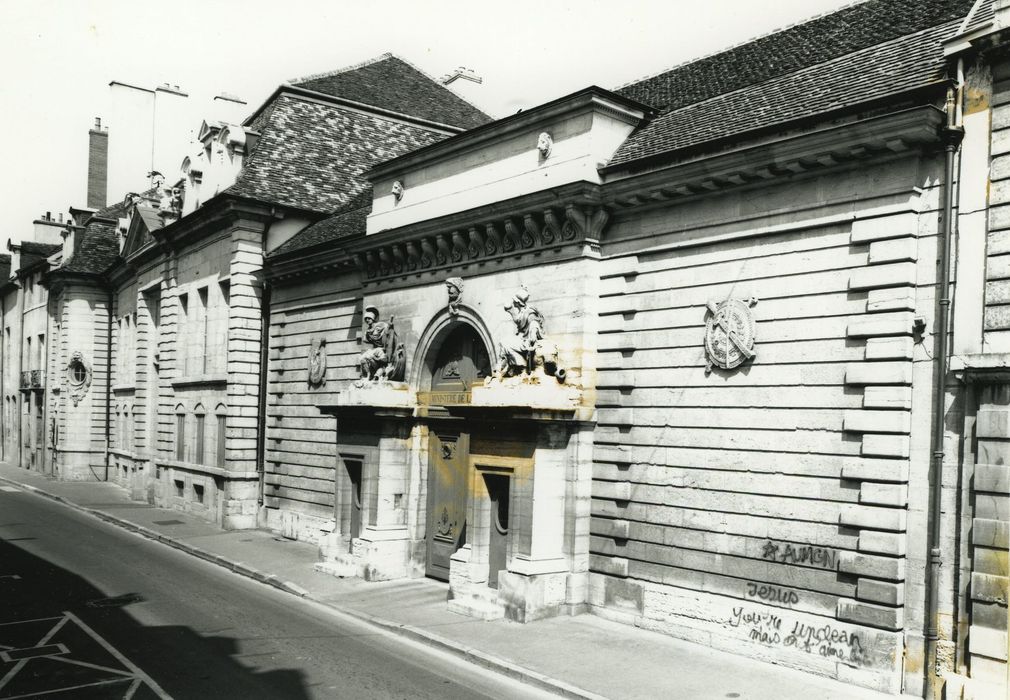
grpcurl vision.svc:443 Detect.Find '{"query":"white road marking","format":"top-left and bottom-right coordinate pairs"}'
top-left (0, 487), bottom-right (20, 492)
top-left (0, 612), bottom-right (172, 699)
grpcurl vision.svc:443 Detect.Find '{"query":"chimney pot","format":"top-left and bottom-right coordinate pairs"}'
top-left (46, 211), bottom-right (51, 221)
top-left (94, 117), bottom-right (101, 129)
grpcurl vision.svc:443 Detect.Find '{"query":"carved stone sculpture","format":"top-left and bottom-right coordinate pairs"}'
top-left (391, 180), bottom-right (404, 202)
top-left (704, 296), bottom-right (758, 374)
top-left (537, 132), bottom-right (553, 159)
top-left (67, 351), bottom-right (93, 407)
top-left (446, 277), bottom-right (463, 316)
top-left (308, 337), bottom-right (327, 386)
top-left (495, 285), bottom-right (564, 381)
top-left (357, 305), bottom-right (406, 384)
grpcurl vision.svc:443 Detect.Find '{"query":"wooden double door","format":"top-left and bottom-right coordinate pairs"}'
top-left (424, 325), bottom-right (489, 581)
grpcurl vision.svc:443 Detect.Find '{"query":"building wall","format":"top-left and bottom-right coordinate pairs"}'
top-left (587, 155), bottom-right (945, 694)
top-left (52, 282), bottom-right (112, 481)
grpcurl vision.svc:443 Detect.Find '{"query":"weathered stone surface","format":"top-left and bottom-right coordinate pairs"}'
top-left (848, 263), bottom-right (917, 291)
top-left (838, 551), bottom-right (905, 581)
top-left (866, 287), bottom-right (915, 313)
top-left (861, 433), bottom-right (910, 458)
top-left (857, 579), bottom-right (904, 606)
top-left (850, 213), bottom-right (917, 243)
top-left (843, 410), bottom-right (910, 434)
top-left (862, 386), bottom-right (912, 410)
top-left (970, 572), bottom-right (1009, 605)
top-left (868, 237), bottom-right (917, 264)
top-left (837, 599), bottom-right (903, 630)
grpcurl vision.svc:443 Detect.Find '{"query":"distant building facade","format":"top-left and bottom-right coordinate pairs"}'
top-left (4, 2), bottom-right (1010, 698)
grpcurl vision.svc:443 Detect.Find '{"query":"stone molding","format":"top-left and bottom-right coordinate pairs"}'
top-left (353, 203), bottom-right (609, 282)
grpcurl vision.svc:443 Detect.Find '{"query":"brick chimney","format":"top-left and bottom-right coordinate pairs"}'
top-left (87, 117), bottom-right (108, 209)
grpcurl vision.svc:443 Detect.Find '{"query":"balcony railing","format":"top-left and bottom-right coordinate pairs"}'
top-left (31, 370), bottom-right (44, 390)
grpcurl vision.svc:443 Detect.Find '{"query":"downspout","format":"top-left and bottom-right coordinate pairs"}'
top-left (924, 65), bottom-right (965, 700)
top-left (256, 279), bottom-right (270, 506)
top-left (255, 208), bottom-right (278, 508)
top-left (105, 287), bottom-right (113, 481)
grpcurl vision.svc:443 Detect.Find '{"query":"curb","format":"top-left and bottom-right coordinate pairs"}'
top-left (0, 474), bottom-right (603, 700)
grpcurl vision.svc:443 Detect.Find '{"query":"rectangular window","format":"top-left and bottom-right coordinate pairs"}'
top-left (176, 414), bottom-right (186, 461)
top-left (193, 483), bottom-right (205, 504)
top-left (195, 414), bottom-right (205, 464)
top-left (216, 414), bottom-right (226, 467)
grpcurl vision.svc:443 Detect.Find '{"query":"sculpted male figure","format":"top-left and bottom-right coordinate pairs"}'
top-left (357, 305), bottom-right (406, 382)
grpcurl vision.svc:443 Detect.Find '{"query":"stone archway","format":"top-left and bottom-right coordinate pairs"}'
top-left (417, 316), bottom-right (493, 580)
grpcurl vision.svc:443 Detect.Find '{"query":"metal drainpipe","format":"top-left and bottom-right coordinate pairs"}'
top-left (256, 279), bottom-right (270, 506)
top-left (924, 81), bottom-right (964, 700)
top-left (105, 288), bottom-right (113, 481)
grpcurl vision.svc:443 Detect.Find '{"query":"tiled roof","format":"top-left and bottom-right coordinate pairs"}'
top-left (269, 189), bottom-right (371, 258)
top-left (607, 0), bottom-right (975, 169)
top-left (90, 186), bottom-right (160, 221)
top-left (61, 221), bottom-right (121, 276)
top-left (291, 54), bottom-right (491, 130)
top-left (225, 94), bottom-right (447, 213)
top-left (17, 242), bottom-right (60, 275)
top-left (960, 0), bottom-right (995, 33)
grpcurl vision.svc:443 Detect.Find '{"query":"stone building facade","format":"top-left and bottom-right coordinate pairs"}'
top-left (5, 2), bottom-right (1010, 697)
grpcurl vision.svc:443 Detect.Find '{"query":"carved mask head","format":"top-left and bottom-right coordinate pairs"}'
top-left (391, 180), bottom-right (404, 202)
top-left (537, 132), bottom-right (553, 159)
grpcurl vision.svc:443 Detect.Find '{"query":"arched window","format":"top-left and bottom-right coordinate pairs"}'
top-left (194, 404), bottom-right (206, 465)
top-left (175, 404), bottom-right (186, 462)
top-left (215, 404), bottom-right (227, 468)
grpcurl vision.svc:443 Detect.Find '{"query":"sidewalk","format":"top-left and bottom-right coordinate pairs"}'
top-left (0, 463), bottom-right (894, 700)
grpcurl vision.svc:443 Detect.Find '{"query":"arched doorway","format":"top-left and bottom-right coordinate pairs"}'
top-left (423, 323), bottom-right (490, 580)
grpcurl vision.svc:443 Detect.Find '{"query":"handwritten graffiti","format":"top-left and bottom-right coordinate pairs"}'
top-left (746, 582), bottom-right (799, 606)
top-left (761, 540), bottom-right (837, 570)
top-left (730, 607), bottom-right (866, 666)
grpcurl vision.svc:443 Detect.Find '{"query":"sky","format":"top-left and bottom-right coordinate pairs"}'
top-left (0, 0), bottom-right (858, 239)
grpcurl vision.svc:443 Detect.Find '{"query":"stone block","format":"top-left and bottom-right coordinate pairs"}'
top-left (498, 570), bottom-right (568, 623)
top-left (847, 315), bottom-right (912, 338)
top-left (848, 263), bottom-right (916, 291)
top-left (838, 551), bottom-right (905, 581)
top-left (970, 572), bottom-right (1009, 605)
top-left (862, 386), bottom-right (912, 410)
top-left (859, 483), bottom-right (908, 507)
top-left (836, 599), bottom-right (903, 630)
top-left (985, 279), bottom-right (1010, 305)
top-left (866, 287), bottom-right (915, 313)
top-left (841, 459), bottom-right (908, 483)
top-left (591, 555), bottom-right (629, 578)
top-left (590, 518), bottom-right (630, 539)
top-left (861, 434), bottom-right (910, 458)
top-left (843, 410), bottom-right (910, 434)
top-left (973, 518), bottom-right (1010, 549)
top-left (988, 253), bottom-right (1010, 281)
top-left (864, 337), bottom-right (914, 360)
top-left (840, 504), bottom-right (906, 531)
top-left (984, 305), bottom-right (1010, 331)
top-left (969, 624), bottom-right (1009, 661)
top-left (868, 237), bottom-right (917, 264)
top-left (845, 362), bottom-right (912, 385)
top-left (857, 579), bottom-right (904, 606)
top-left (974, 464), bottom-right (1010, 493)
top-left (850, 212), bottom-right (917, 243)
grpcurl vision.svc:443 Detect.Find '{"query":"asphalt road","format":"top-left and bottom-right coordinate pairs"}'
top-left (0, 486), bottom-right (556, 699)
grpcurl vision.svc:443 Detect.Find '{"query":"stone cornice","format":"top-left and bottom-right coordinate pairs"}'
top-left (599, 105), bottom-right (946, 209)
top-left (349, 182), bottom-right (608, 286)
